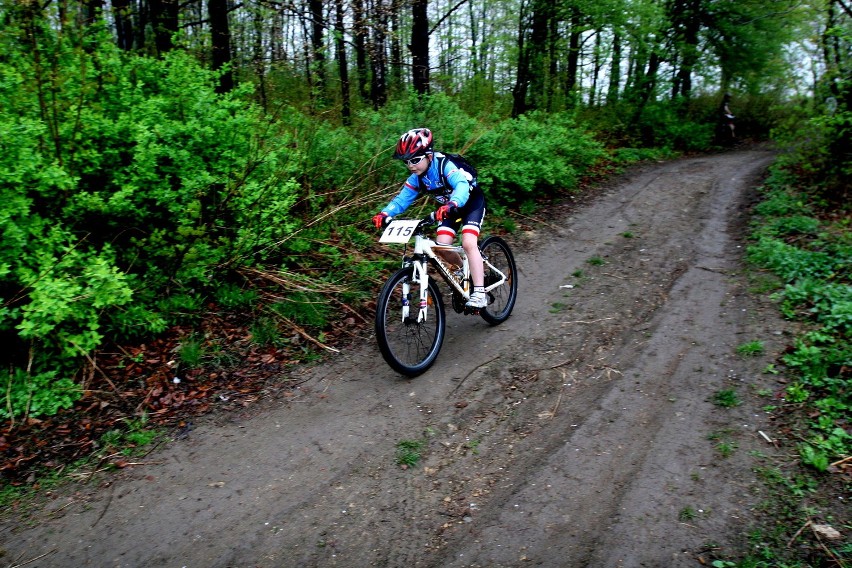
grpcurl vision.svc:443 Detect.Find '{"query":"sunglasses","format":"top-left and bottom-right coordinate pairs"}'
top-left (404, 155), bottom-right (428, 166)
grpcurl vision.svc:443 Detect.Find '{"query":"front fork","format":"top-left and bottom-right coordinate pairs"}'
top-left (401, 258), bottom-right (430, 323)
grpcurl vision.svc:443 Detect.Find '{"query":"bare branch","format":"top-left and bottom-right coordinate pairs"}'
top-left (429, 0), bottom-right (469, 36)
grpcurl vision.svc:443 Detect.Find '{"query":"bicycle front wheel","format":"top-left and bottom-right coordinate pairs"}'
top-left (375, 267), bottom-right (446, 376)
top-left (479, 236), bottom-right (518, 325)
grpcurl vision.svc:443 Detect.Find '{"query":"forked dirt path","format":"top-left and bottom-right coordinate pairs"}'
top-left (1, 148), bottom-right (787, 567)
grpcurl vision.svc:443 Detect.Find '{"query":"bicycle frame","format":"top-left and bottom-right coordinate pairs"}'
top-left (376, 218), bottom-right (517, 376)
top-left (380, 217), bottom-right (508, 323)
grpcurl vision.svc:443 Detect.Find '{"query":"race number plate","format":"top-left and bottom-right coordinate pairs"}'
top-left (379, 219), bottom-right (420, 243)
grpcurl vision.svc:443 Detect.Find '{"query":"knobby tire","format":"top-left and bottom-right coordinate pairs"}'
top-left (375, 267), bottom-right (447, 376)
top-left (479, 236), bottom-right (518, 325)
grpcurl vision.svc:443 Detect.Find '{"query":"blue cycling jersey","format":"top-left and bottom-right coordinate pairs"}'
top-left (381, 152), bottom-right (479, 218)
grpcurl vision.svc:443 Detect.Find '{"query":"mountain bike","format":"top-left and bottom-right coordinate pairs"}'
top-left (375, 215), bottom-right (518, 376)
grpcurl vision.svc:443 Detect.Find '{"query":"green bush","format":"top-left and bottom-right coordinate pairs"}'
top-left (0, 18), bottom-right (304, 417)
top-left (636, 100), bottom-right (714, 151)
top-left (0, 370), bottom-right (80, 420)
top-left (748, 174), bottom-right (851, 468)
top-left (747, 237), bottom-right (837, 282)
top-left (467, 111), bottom-right (606, 205)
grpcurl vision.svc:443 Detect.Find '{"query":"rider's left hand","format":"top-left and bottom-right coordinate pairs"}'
top-left (435, 202), bottom-right (458, 222)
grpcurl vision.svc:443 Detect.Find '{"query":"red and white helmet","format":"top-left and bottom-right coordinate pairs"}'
top-left (393, 128), bottom-right (433, 160)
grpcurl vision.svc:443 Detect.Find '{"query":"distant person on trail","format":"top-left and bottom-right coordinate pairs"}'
top-left (372, 128), bottom-right (488, 309)
top-left (720, 92), bottom-right (736, 141)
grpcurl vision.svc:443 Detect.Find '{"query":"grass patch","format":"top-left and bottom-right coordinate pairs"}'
top-left (395, 439), bottom-right (426, 468)
top-left (712, 389), bottom-right (741, 408)
top-left (550, 302), bottom-right (567, 313)
top-left (250, 316), bottom-right (284, 346)
top-left (177, 335), bottom-right (205, 368)
top-left (715, 440), bottom-right (737, 458)
top-left (736, 340), bottom-right (765, 357)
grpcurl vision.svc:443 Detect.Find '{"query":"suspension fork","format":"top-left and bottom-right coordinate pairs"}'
top-left (398, 256), bottom-right (430, 323)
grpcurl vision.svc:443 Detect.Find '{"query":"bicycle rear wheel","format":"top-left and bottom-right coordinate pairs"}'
top-left (479, 236), bottom-right (518, 325)
top-left (375, 267), bottom-right (446, 376)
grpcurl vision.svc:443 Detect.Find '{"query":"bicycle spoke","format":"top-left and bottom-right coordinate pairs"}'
top-left (479, 237), bottom-right (518, 325)
top-left (375, 268), bottom-right (446, 376)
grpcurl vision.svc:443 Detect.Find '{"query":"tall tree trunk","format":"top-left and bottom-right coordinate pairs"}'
top-left (82, 0), bottom-right (103, 26)
top-left (111, 0), bottom-right (134, 50)
top-left (352, 0), bottom-right (369, 101)
top-left (589, 30), bottom-right (602, 106)
top-left (209, 0), bottom-right (234, 93)
top-left (526, 0), bottom-right (553, 112)
top-left (468, 0), bottom-right (480, 77)
top-left (270, 8), bottom-right (285, 62)
top-left (565, 6), bottom-right (582, 106)
top-left (149, 0), bottom-right (178, 55)
top-left (511, 0), bottom-right (531, 117)
top-left (606, 31), bottom-right (621, 104)
top-left (309, 0), bottom-right (326, 101)
top-left (670, 0), bottom-right (701, 99)
top-left (411, 0), bottom-right (429, 95)
top-left (335, 0), bottom-right (351, 123)
top-left (389, 0), bottom-right (402, 91)
top-left (546, 13), bottom-right (557, 111)
top-left (370, 0), bottom-right (388, 108)
top-left (253, 6), bottom-right (268, 109)
top-left (135, 0), bottom-right (149, 54)
top-left (630, 51), bottom-right (662, 142)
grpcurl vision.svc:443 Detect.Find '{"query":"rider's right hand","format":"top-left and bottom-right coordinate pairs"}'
top-left (372, 212), bottom-right (390, 229)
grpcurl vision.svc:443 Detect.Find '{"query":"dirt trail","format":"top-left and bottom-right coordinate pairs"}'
top-left (1, 149), bottom-right (786, 568)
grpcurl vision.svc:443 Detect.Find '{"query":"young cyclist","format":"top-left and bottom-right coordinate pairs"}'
top-left (372, 128), bottom-right (488, 309)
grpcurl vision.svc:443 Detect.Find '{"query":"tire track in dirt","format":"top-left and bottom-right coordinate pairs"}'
top-left (0, 149), bottom-right (781, 568)
top-left (428, 151), bottom-right (778, 567)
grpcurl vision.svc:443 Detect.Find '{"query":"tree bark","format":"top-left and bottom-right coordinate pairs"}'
top-left (111, 0), bottom-right (134, 50)
top-left (209, 0), bottom-right (234, 93)
top-left (411, 0), bottom-right (430, 95)
top-left (606, 31), bottom-right (621, 104)
top-left (335, 0), bottom-right (351, 123)
top-left (148, 0), bottom-right (178, 56)
top-left (82, 0), bottom-right (104, 26)
top-left (670, 0), bottom-right (701, 99)
top-left (370, 0), bottom-right (388, 108)
top-left (565, 6), bottom-right (582, 106)
top-left (252, 5), bottom-right (268, 109)
top-left (352, 0), bottom-right (370, 101)
top-left (511, 0), bottom-right (531, 117)
top-left (389, 0), bottom-right (403, 91)
top-left (526, 0), bottom-right (553, 111)
top-left (309, 0), bottom-right (326, 100)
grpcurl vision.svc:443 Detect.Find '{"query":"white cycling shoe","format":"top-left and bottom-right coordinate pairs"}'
top-left (466, 291), bottom-right (488, 309)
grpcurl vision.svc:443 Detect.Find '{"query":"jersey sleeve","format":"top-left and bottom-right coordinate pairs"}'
top-left (444, 161), bottom-right (472, 207)
top-left (382, 175), bottom-right (420, 217)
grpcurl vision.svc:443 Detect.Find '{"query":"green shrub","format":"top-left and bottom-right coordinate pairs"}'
top-left (762, 215), bottom-right (821, 238)
top-left (0, 19), bottom-right (305, 415)
top-left (747, 237), bottom-right (837, 282)
top-left (748, 175), bottom-right (851, 469)
top-left (214, 283), bottom-right (259, 310)
top-left (752, 188), bottom-right (808, 217)
top-left (0, 369), bottom-right (80, 420)
top-left (467, 111), bottom-right (606, 204)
